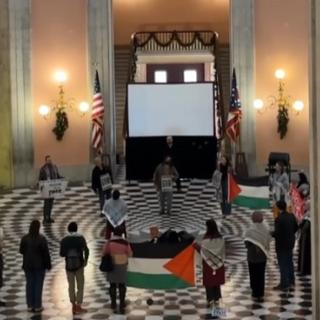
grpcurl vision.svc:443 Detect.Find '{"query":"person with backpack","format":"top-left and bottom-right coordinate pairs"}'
top-left (60, 222), bottom-right (89, 315)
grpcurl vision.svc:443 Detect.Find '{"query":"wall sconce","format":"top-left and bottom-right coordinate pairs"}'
top-left (254, 69), bottom-right (304, 139)
top-left (38, 70), bottom-right (90, 141)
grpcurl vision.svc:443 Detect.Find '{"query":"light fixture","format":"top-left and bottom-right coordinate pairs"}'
top-left (253, 99), bottom-right (264, 111)
top-left (38, 70), bottom-right (89, 141)
top-left (254, 69), bottom-right (304, 139)
top-left (39, 105), bottom-right (50, 118)
top-left (79, 101), bottom-right (90, 116)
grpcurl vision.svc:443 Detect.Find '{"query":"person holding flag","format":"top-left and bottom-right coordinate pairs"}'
top-left (226, 68), bottom-right (242, 143)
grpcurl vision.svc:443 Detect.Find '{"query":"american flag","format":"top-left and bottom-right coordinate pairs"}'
top-left (226, 68), bottom-right (242, 142)
top-left (91, 70), bottom-right (105, 152)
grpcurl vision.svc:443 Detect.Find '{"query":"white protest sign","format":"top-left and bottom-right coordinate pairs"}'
top-left (161, 176), bottom-right (173, 192)
top-left (100, 173), bottom-right (112, 191)
top-left (39, 179), bottom-right (68, 199)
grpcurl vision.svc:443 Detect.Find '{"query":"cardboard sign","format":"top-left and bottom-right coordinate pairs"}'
top-left (39, 179), bottom-right (68, 199)
top-left (100, 173), bottom-right (112, 191)
top-left (161, 176), bottom-right (173, 192)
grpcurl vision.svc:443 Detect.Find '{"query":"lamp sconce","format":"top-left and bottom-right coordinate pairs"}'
top-left (254, 69), bottom-right (304, 139)
top-left (38, 70), bottom-right (90, 141)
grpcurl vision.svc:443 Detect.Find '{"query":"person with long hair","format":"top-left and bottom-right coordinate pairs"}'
top-left (297, 171), bottom-right (310, 198)
top-left (194, 219), bottom-right (225, 307)
top-left (102, 227), bottom-right (132, 314)
top-left (19, 220), bottom-right (51, 313)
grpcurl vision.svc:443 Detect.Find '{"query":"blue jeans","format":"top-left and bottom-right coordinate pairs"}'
top-left (25, 270), bottom-right (45, 309)
top-left (277, 250), bottom-right (295, 288)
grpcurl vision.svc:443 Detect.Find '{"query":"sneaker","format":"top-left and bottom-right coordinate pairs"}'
top-left (34, 307), bottom-right (44, 313)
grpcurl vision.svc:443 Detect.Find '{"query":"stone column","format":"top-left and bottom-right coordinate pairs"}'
top-left (0, 0), bottom-right (13, 189)
top-left (8, 0), bottom-right (34, 187)
top-left (229, 0), bottom-right (256, 175)
top-left (88, 0), bottom-right (116, 169)
top-left (310, 0), bottom-right (320, 317)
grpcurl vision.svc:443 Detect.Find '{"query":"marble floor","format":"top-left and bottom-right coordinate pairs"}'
top-left (0, 179), bottom-right (312, 320)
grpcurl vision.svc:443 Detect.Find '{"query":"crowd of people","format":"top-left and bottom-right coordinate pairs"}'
top-left (0, 143), bottom-right (311, 315)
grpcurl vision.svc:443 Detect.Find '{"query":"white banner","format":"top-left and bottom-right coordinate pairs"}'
top-left (100, 173), bottom-right (112, 191)
top-left (39, 179), bottom-right (68, 199)
top-left (161, 176), bottom-right (173, 192)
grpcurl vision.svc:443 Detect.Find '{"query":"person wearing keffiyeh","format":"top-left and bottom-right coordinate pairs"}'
top-left (244, 212), bottom-right (271, 302)
top-left (193, 219), bottom-right (225, 307)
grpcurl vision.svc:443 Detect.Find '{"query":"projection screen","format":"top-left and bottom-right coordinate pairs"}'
top-left (128, 83), bottom-right (214, 137)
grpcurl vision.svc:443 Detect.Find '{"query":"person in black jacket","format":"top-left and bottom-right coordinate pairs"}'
top-left (60, 222), bottom-right (89, 315)
top-left (272, 200), bottom-right (298, 291)
top-left (91, 156), bottom-right (113, 216)
top-left (19, 220), bottom-right (51, 313)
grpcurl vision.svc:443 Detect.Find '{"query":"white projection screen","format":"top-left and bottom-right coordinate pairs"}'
top-left (128, 83), bottom-right (215, 137)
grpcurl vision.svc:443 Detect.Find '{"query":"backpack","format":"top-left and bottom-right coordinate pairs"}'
top-left (66, 249), bottom-right (82, 272)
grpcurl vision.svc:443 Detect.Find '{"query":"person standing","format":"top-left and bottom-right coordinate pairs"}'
top-left (60, 222), bottom-right (89, 315)
top-left (92, 156), bottom-right (113, 217)
top-left (0, 227), bottom-right (5, 306)
top-left (103, 190), bottom-right (127, 240)
top-left (39, 155), bottom-right (63, 223)
top-left (193, 219), bottom-right (225, 307)
top-left (153, 156), bottom-right (179, 215)
top-left (272, 200), bottom-right (298, 291)
top-left (269, 161), bottom-right (290, 218)
top-left (102, 227), bottom-right (132, 314)
top-left (19, 220), bottom-right (51, 313)
top-left (244, 212), bottom-right (271, 302)
top-left (298, 200), bottom-right (311, 275)
top-left (217, 155), bottom-right (232, 217)
top-left (297, 171), bottom-right (310, 198)
top-left (164, 136), bottom-right (182, 192)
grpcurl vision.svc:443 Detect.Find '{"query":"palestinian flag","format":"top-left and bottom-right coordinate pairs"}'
top-left (127, 242), bottom-right (195, 290)
top-left (228, 173), bottom-right (242, 202)
top-left (233, 176), bottom-right (270, 209)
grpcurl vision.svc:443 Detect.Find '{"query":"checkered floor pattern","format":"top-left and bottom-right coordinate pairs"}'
top-left (0, 178), bottom-right (312, 320)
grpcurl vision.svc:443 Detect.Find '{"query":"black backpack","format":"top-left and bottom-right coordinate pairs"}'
top-left (66, 249), bottom-right (82, 272)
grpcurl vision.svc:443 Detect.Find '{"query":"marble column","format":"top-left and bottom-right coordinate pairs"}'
top-left (229, 0), bottom-right (257, 175)
top-left (0, 0), bottom-right (13, 189)
top-left (8, 0), bottom-right (34, 187)
top-left (310, 0), bottom-right (320, 317)
top-left (88, 0), bottom-right (116, 169)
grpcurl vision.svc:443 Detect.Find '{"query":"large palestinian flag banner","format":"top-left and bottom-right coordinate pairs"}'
top-left (127, 242), bottom-right (195, 290)
top-left (233, 176), bottom-right (270, 209)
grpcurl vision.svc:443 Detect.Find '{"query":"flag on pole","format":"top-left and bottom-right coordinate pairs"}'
top-left (214, 74), bottom-right (223, 139)
top-left (226, 68), bottom-right (242, 142)
top-left (91, 70), bottom-right (105, 153)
